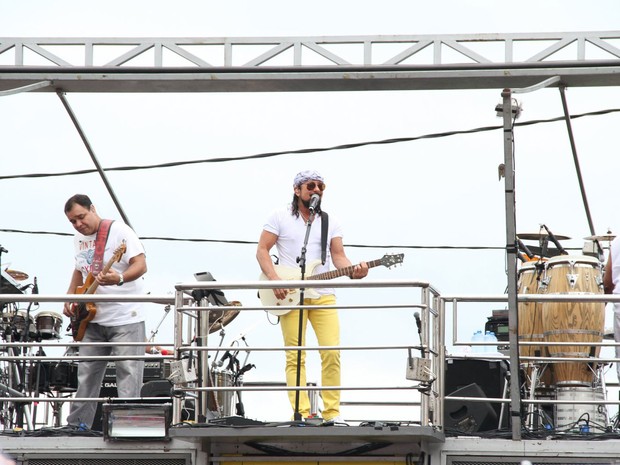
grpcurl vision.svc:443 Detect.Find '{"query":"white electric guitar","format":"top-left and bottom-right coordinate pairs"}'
top-left (259, 253), bottom-right (404, 315)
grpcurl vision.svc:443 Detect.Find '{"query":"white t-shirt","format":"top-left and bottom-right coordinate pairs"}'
top-left (73, 221), bottom-right (146, 326)
top-left (263, 205), bottom-right (344, 295)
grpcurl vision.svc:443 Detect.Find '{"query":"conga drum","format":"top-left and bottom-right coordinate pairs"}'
top-left (518, 262), bottom-right (552, 387)
top-left (541, 255), bottom-right (604, 385)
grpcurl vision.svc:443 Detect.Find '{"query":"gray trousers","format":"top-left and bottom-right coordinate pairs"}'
top-left (67, 321), bottom-right (146, 428)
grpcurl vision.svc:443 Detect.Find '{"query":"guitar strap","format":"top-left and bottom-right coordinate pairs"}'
top-left (91, 219), bottom-right (114, 275)
top-left (321, 211), bottom-right (328, 265)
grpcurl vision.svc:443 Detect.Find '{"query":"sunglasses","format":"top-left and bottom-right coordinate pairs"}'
top-left (304, 181), bottom-right (326, 191)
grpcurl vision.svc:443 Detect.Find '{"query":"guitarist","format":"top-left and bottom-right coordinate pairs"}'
top-left (62, 194), bottom-right (148, 430)
top-left (256, 170), bottom-right (368, 424)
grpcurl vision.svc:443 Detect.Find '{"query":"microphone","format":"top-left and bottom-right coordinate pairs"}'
top-left (0, 246), bottom-right (7, 253)
top-left (414, 312), bottom-right (422, 335)
top-left (414, 312), bottom-right (425, 357)
top-left (516, 238), bottom-right (534, 259)
top-left (541, 224), bottom-right (567, 255)
top-left (308, 194), bottom-right (320, 213)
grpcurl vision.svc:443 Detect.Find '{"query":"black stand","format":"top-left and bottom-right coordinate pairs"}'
top-left (293, 211), bottom-right (317, 421)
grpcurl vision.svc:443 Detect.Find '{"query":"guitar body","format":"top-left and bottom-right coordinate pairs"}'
top-left (71, 302), bottom-right (97, 342)
top-left (259, 261), bottom-right (323, 315)
top-left (258, 253), bottom-right (404, 316)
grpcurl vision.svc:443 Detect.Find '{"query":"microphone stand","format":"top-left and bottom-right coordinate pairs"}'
top-left (293, 209), bottom-right (317, 421)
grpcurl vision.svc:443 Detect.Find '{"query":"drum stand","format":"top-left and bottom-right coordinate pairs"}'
top-left (524, 363), bottom-right (553, 431)
top-left (0, 339), bottom-right (34, 430)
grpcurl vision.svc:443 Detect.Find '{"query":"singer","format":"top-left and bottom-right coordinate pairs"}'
top-left (62, 194), bottom-right (148, 430)
top-left (256, 170), bottom-right (368, 424)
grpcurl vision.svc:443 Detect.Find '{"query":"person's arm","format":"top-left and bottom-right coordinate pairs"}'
top-left (95, 253), bottom-right (147, 286)
top-left (257, 230), bottom-right (289, 300)
top-left (329, 237), bottom-right (368, 279)
top-left (604, 255), bottom-right (614, 294)
top-left (63, 268), bottom-right (84, 317)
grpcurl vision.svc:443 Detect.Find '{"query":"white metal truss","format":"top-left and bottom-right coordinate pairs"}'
top-left (0, 31), bottom-right (619, 92)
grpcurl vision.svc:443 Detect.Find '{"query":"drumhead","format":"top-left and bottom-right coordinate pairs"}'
top-left (36, 311), bottom-right (63, 319)
top-left (15, 310), bottom-right (34, 322)
top-left (546, 254), bottom-right (601, 266)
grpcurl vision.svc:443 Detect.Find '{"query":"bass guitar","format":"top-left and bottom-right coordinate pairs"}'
top-left (70, 242), bottom-right (126, 341)
top-left (259, 253), bottom-right (404, 315)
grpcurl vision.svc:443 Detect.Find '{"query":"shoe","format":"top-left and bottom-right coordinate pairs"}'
top-left (323, 415), bottom-right (348, 426)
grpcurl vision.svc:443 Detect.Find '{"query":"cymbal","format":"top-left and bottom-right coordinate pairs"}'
top-left (517, 232), bottom-right (571, 241)
top-left (209, 301), bottom-right (241, 333)
top-left (4, 269), bottom-right (29, 281)
top-left (584, 234), bottom-right (616, 242)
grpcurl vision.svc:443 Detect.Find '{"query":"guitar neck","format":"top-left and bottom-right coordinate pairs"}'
top-left (85, 254), bottom-right (119, 295)
top-left (312, 259), bottom-right (382, 281)
top-left (85, 275), bottom-right (100, 295)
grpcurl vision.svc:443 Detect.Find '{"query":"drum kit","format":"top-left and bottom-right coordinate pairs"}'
top-left (516, 228), bottom-right (614, 431)
top-left (0, 267), bottom-right (73, 429)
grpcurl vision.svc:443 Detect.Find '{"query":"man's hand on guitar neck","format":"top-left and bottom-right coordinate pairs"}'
top-left (351, 261), bottom-right (369, 279)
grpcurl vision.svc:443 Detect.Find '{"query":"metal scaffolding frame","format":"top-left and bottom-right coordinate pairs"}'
top-left (0, 31), bottom-right (620, 93)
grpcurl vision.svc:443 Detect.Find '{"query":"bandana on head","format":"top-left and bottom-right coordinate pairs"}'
top-left (293, 170), bottom-right (324, 187)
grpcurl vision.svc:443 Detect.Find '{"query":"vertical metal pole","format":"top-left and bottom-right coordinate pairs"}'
top-left (172, 290), bottom-right (184, 425)
top-left (199, 299), bottom-right (210, 420)
top-left (558, 86), bottom-right (595, 235)
top-left (56, 90), bottom-right (133, 228)
top-left (501, 88), bottom-right (522, 440)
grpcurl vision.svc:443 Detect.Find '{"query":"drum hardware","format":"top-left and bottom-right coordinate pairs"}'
top-left (566, 273), bottom-right (579, 288)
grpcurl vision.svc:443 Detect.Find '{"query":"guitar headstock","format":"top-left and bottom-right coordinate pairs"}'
top-left (113, 241), bottom-right (127, 263)
top-left (380, 253), bottom-right (404, 268)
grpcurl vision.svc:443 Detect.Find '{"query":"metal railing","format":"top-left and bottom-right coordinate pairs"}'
top-left (0, 278), bottom-right (441, 429)
top-left (4, 282), bottom-right (617, 436)
top-left (172, 278), bottom-right (441, 426)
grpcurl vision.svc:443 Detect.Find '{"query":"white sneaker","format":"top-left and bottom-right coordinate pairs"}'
top-left (323, 415), bottom-right (348, 426)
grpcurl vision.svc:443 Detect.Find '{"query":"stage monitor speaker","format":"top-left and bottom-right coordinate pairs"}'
top-left (445, 359), bottom-right (509, 431)
top-left (444, 382), bottom-right (498, 433)
top-left (141, 379), bottom-right (173, 397)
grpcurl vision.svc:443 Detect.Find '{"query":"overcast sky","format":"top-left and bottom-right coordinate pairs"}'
top-left (1, 1), bottom-right (620, 422)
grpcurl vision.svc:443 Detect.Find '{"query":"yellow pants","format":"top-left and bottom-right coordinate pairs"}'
top-left (279, 294), bottom-right (340, 420)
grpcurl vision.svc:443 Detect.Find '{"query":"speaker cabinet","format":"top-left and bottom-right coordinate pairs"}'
top-left (444, 359), bottom-right (509, 432)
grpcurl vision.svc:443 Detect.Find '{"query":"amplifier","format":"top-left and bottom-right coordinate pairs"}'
top-left (104, 360), bottom-right (168, 381)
